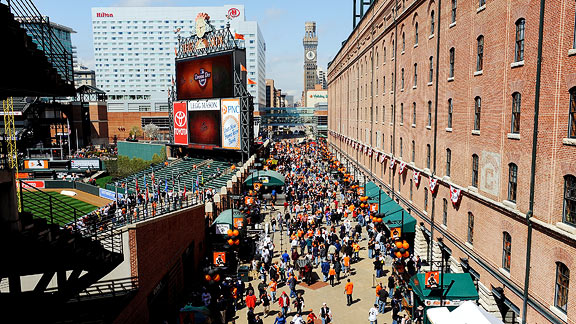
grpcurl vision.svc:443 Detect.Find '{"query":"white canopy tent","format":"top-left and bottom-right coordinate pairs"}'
top-left (427, 301), bottom-right (503, 324)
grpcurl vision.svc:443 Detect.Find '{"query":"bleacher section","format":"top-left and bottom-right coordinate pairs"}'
top-left (111, 158), bottom-right (235, 193)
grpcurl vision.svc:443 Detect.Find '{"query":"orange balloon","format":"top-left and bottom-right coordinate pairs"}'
top-left (403, 242), bottom-right (410, 249)
top-left (227, 229), bottom-right (233, 236)
top-left (395, 241), bottom-right (403, 249)
top-left (395, 252), bottom-right (402, 258)
top-left (214, 274), bottom-right (221, 281)
top-left (205, 275), bottom-right (211, 281)
top-left (228, 239), bottom-right (234, 245)
top-left (403, 251), bottom-right (410, 258)
top-left (235, 239), bottom-right (240, 245)
top-left (233, 229), bottom-right (240, 237)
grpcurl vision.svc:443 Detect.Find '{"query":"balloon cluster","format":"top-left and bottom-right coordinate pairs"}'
top-left (227, 229), bottom-right (240, 246)
top-left (205, 269), bottom-right (221, 285)
top-left (370, 213), bottom-right (384, 223)
top-left (392, 240), bottom-right (410, 258)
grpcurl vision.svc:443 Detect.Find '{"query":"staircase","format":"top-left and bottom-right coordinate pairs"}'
top-left (0, 0), bottom-right (75, 99)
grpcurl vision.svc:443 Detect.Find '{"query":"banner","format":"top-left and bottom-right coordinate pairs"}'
top-left (390, 227), bottom-right (401, 239)
top-left (221, 98), bottom-right (241, 150)
top-left (21, 180), bottom-right (45, 189)
top-left (188, 99), bottom-right (220, 111)
top-left (173, 101), bottom-right (189, 145)
top-left (425, 271), bottom-right (440, 289)
top-left (24, 160), bottom-right (48, 169)
top-left (71, 159), bottom-right (100, 169)
top-left (99, 188), bottom-right (124, 201)
top-left (213, 252), bottom-right (226, 267)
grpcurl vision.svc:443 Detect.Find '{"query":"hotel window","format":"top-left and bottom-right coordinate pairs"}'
top-left (474, 96), bottom-right (482, 131)
top-left (430, 10), bottom-right (435, 36)
top-left (402, 32), bottom-right (405, 52)
top-left (449, 48), bottom-right (455, 78)
top-left (451, 0), bottom-right (457, 23)
top-left (442, 199), bottom-right (448, 226)
top-left (400, 103), bottom-right (404, 123)
top-left (515, 19), bottom-right (525, 62)
top-left (412, 140), bottom-right (415, 162)
top-left (447, 99), bottom-right (453, 128)
top-left (472, 154), bottom-right (479, 187)
top-left (413, 102), bottom-right (417, 125)
top-left (401, 68), bottom-right (405, 89)
top-left (424, 187), bottom-right (429, 210)
top-left (427, 101), bottom-right (432, 127)
top-left (426, 144), bottom-right (431, 169)
top-left (555, 262), bottom-right (570, 313)
top-left (569, 88), bottom-right (576, 138)
top-left (511, 92), bottom-right (521, 133)
top-left (414, 63), bottom-right (418, 87)
top-left (467, 212), bottom-right (474, 244)
top-left (429, 56), bottom-right (434, 82)
top-left (415, 22), bottom-right (419, 44)
top-left (476, 35), bottom-right (484, 71)
top-left (400, 137), bottom-right (403, 157)
top-left (502, 232), bottom-right (512, 271)
top-left (446, 148), bottom-right (451, 177)
top-left (508, 163), bottom-right (518, 202)
top-left (564, 175), bottom-right (576, 226)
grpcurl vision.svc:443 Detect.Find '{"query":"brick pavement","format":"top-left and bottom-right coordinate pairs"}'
top-left (233, 207), bottom-right (396, 324)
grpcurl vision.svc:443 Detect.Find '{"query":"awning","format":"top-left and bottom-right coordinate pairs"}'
top-left (410, 273), bottom-right (479, 303)
top-left (427, 301), bottom-right (503, 324)
top-left (381, 205), bottom-right (417, 233)
top-left (213, 209), bottom-right (245, 226)
top-left (244, 170), bottom-right (286, 186)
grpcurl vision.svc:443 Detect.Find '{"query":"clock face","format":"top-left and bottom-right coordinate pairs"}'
top-left (306, 51), bottom-right (316, 60)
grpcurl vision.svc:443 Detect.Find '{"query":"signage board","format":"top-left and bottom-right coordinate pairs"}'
top-left (425, 271), bottom-right (440, 289)
top-left (213, 252), bottom-right (226, 267)
top-left (21, 180), bottom-right (45, 189)
top-left (173, 101), bottom-right (189, 145)
top-left (215, 223), bottom-right (231, 235)
top-left (233, 217), bottom-right (244, 229)
top-left (188, 109), bottom-right (221, 146)
top-left (188, 99), bottom-right (220, 111)
top-left (221, 98), bottom-right (241, 150)
top-left (24, 160), bottom-right (48, 169)
top-left (71, 159), bottom-right (100, 169)
top-left (423, 299), bottom-right (464, 307)
top-left (99, 188), bottom-right (124, 201)
top-left (176, 53), bottom-right (234, 100)
top-left (390, 227), bottom-right (402, 239)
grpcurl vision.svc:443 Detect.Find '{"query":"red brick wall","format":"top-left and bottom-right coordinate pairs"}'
top-left (108, 111), bottom-right (169, 142)
top-left (114, 205), bottom-right (206, 324)
top-left (328, 0), bottom-right (576, 322)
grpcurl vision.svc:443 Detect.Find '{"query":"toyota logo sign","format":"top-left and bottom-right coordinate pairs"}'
top-left (228, 8), bottom-right (240, 18)
top-left (175, 111), bottom-right (186, 127)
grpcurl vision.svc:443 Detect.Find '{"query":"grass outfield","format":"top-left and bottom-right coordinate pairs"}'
top-left (22, 191), bottom-right (99, 226)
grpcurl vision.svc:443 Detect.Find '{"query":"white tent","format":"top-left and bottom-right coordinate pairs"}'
top-left (427, 301), bottom-right (503, 324)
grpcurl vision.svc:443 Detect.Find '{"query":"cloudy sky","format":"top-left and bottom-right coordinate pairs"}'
top-left (32, 0), bottom-right (353, 98)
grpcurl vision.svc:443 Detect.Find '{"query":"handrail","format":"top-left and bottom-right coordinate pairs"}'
top-left (2, 0), bottom-right (74, 85)
top-left (45, 276), bottom-right (139, 300)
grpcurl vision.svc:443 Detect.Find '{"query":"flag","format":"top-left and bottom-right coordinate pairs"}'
top-left (183, 184), bottom-right (187, 196)
top-left (240, 64), bottom-right (247, 72)
top-left (248, 79), bottom-right (257, 85)
top-left (389, 158), bottom-right (396, 169)
top-left (174, 47), bottom-right (178, 56)
top-left (151, 171), bottom-right (155, 185)
top-left (171, 76), bottom-right (175, 86)
top-left (398, 162), bottom-right (407, 174)
top-left (234, 33), bottom-right (245, 40)
top-left (145, 187), bottom-right (149, 201)
top-left (429, 177), bottom-right (438, 193)
top-left (413, 171), bottom-right (421, 187)
top-left (196, 174), bottom-right (200, 189)
top-left (201, 173), bottom-right (204, 184)
top-left (450, 185), bottom-right (461, 205)
top-left (164, 179), bottom-right (169, 193)
top-left (380, 153), bottom-right (386, 163)
top-left (143, 174), bottom-right (147, 188)
top-left (135, 178), bottom-right (139, 193)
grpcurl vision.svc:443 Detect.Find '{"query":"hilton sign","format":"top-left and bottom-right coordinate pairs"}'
top-left (96, 12), bottom-right (114, 17)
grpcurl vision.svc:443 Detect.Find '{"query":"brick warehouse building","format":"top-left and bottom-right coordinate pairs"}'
top-left (327, 0), bottom-right (575, 323)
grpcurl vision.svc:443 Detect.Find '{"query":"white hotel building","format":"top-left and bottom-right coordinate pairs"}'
top-left (91, 5), bottom-right (266, 115)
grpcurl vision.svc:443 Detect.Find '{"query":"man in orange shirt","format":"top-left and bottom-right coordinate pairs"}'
top-left (342, 255), bottom-right (350, 277)
top-left (344, 278), bottom-right (354, 306)
top-left (269, 278), bottom-right (278, 302)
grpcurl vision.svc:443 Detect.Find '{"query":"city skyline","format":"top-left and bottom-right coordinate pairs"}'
top-left (32, 0), bottom-right (352, 99)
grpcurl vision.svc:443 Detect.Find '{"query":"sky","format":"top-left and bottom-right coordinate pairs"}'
top-left (32, 0), bottom-right (354, 98)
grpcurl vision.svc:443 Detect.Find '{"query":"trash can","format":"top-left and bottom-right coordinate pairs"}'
top-left (238, 265), bottom-right (251, 282)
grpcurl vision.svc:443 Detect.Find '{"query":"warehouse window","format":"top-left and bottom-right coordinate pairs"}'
top-left (508, 163), bottom-right (518, 202)
top-left (451, 0), bottom-right (457, 23)
top-left (424, 187), bottom-right (429, 211)
top-left (447, 99), bottom-right (453, 128)
top-left (474, 96), bottom-right (482, 130)
top-left (400, 103), bottom-right (404, 123)
top-left (479, 0), bottom-right (485, 7)
top-left (442, 199), bottom-right (448, 226)
top-left (426, 144), bottom-right (431, 169)
top-left (502, 232), bottom-right (512, 271)
top-left (477, 35), bottom-right (484, 71)
top-left (467, 212), bottom-right (474, 244)
top-left (414, 63), bottom-right (418, 87)
top-left (402, 32), bottom-right (405, 52)
top-left (569, 88), bottom-right (576, 138)
top-left (472, 154), bottom-right (479, 187)
top-left (446, 148), bottom-right (451, 177)
top-left (401, 68), bottom-right (405, 89)
top-left (555, 262), bottom-right (570, 312)
top-left (511, 92), bottom-right (521, 134)
top-left (427, 101), bottom-right (432, 127)
top-left (430, 10), bottom-right (435, 36)
top-left (415, 22), bottom-right (419, 45)
top-left (515, 19), bottom-right (525, 62)
top-left (429, 56), bottom-right (434, 83)
top-left (449, 48), bottom-right (455, 78)
top-left (413, 102), bottom-right (417, 125)
top-left (411, 140), bottom-right (415, 162)
top-left (400, 137), bottom-right (403, 157)
top-left (564, 175), bottom-right (576, 226)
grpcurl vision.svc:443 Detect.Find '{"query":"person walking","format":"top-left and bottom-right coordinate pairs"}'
top-left (274, 312), bottom-right (287, 324)
top-left (320, 303), bottom-right (332, 324)
top-left (377, 287), bottom-right (388, 314)
top-left (368, 304), bottom-right (379, 324)
top-left (294, 292), bottom-right (305, 314)
top-left (328, 266), bottom-right (336, 287)
top-left (344, 278), bottom-right (354, 306)
top-left (387, 275), bottom-right (395, 298)
top-left (245, 291), bottom-right (257, 310)
top-left (260, 291), bottom-right (271, 317)
top-left (269, 278), bottom-right (278, 302)
top-left (278, 291), bottom-right (290, 317)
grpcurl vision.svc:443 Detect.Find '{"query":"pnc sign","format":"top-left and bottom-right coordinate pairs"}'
top-left (227, 8), bottom-right (240, 18)
top-left (173, 102), bottom-right (188, 145)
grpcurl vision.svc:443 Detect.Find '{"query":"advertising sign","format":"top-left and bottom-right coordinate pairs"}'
top-left (173, 101), bottom-right (188, 145)
top-left (220, 98), bottom-right (241, 150)
top-left (370, 203), bottom-right (378, 213)
top-left (71, 159), bottom-right (100, 169)
top-left (213, 252), bottom-right (226, 267)
top-left (188, 110), bottom-right (221, 146)
top-left (215, 223), bottom-right (231, 235)
top-left (390, 227), bottom-right (402, 239)
top-left (15, 172), bottom-right (30, 179)
top-left (99, 188), bottom-right (124, 201)
top-left (188, 99), bottom-right (220, 111)
top-left (24, 160), bottom-right (48, 169)
top-left (425, 271), bottom-right (440, 289)
top-left (176, 53), bottom-right (234, 100)
top-left (233, 217), bottom-right (244, 229)
top-left (21, 180), bottom-right (45, 189)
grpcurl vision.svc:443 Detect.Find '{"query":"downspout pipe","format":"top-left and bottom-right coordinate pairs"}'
top-left (391, 0), bottom-right (398, 199)
top-left (429, 0), bottom-right (442, 266)
top-left (522, 0), bottom-right (545, 322)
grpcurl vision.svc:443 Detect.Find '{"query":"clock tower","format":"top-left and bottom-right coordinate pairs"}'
top-left (303, 21), bottom-right (318, 92)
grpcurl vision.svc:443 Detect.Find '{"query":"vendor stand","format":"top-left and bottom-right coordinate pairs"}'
top-left (409, 273), bottom-right (480, 324)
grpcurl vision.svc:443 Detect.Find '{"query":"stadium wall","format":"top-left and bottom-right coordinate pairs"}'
top-left (117, 141), bottom-right (165, 161)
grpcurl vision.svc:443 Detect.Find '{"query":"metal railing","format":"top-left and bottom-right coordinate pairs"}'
top-left (3, 0), bottom-right (74, 85)
top-left (46, 276), bottom-right (139, 302)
